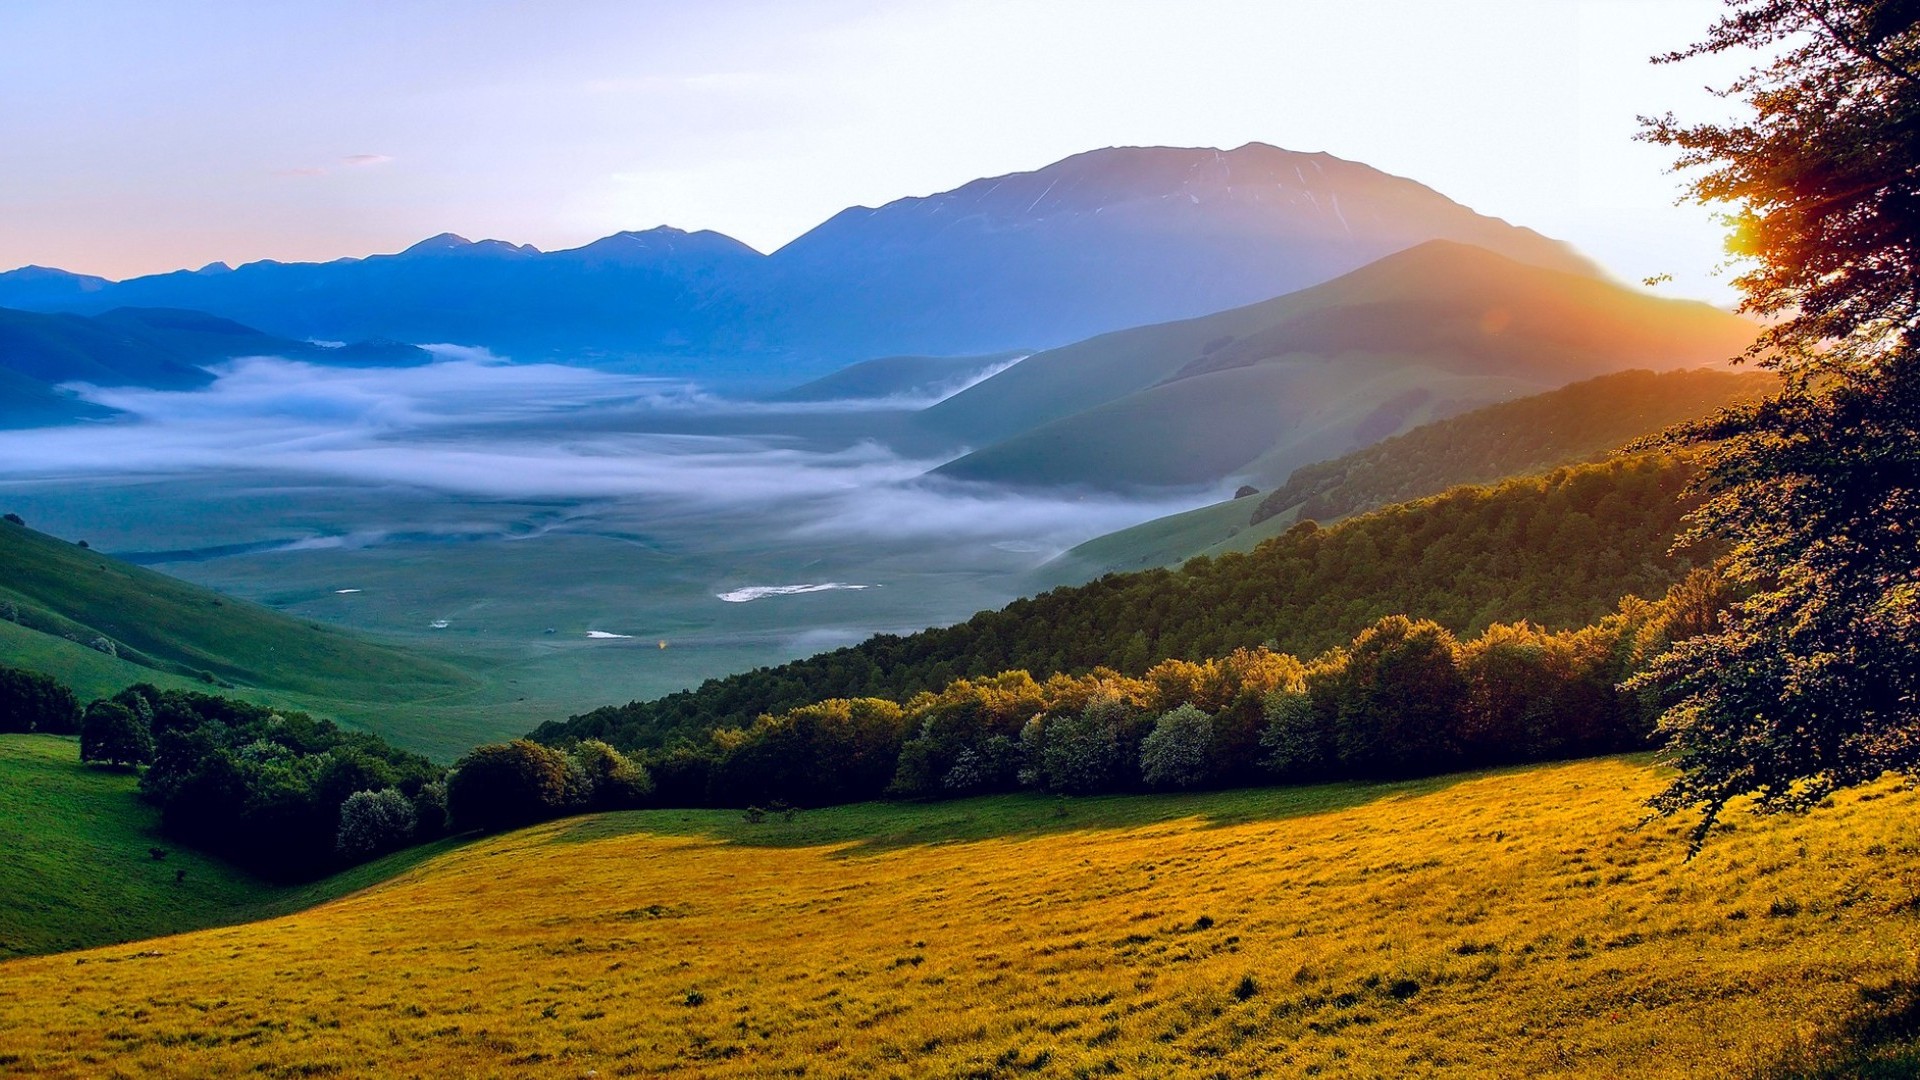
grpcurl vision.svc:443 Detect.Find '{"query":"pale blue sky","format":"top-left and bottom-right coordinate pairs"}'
top-left (1, 0), bottom-right (1743, 301)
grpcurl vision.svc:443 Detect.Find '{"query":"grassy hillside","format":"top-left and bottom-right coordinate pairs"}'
top-left (0, 735), bottom-right (454, 960)
top-left (920, 241), bottom-right (1755, 489)
top-left (543, 453), bottom-right (1704, 750)
top-left (0, 517), bottom-right (466, 699)
top-left (1048, 368), bottom-right (1775, 581)
top-left (3, 756), bottom-right (1916, 1076)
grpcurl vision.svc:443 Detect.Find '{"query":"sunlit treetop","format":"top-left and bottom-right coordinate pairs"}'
top-left (1642, 0), bottom-right (1920, 363)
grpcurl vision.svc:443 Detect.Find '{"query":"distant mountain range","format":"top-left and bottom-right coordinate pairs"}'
top-left (0, 143), bottom-right (1601, 382)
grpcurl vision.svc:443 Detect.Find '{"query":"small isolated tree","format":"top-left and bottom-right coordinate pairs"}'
top-left (79, 700), bottom-right (153, 768)
top-left (1636, 0), bottom-right (1920, 842)
top-left (335, 788), bottom-right (416, 859)
top-left (446, 740), bottom-right (573, 832)
top-left (1140, 704), bottom-right (1213, 789)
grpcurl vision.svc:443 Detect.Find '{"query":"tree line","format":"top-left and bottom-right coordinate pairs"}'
top-left (1, 667), bottom-right (663, 880)
top-left (539, 453), bottom-right (1709, 752)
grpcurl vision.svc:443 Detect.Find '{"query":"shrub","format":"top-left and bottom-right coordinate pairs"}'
top-left (447, 740), bottom-right (575, 832)
top-left (1139, 704), bottom-right (1213, 789)
top-left (335, 788), bottom-right (417, 858)
top-left (79, 700), bottom-right (153, 768)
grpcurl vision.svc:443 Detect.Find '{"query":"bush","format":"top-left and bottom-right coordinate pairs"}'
top-left (1140, 704), bottom-right (1213, 789)
top-left (0, 663), bottom-right (80, 734)
top-left (335, 788), bottom-right (417, 858)
top-left (447, 740), bottom-right (576, 832)
top-left (79, 700), bottom-right (153, 767)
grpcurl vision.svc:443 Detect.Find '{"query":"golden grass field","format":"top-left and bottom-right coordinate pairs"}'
top-left (3, 756), bottom-right (1919, 1078)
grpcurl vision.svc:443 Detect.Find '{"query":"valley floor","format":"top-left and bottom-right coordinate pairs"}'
top-left (3, 757), bottom-right (1918, 1077)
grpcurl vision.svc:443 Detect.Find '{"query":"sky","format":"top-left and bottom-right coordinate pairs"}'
top-left (0, 0), bottom-right (1748, 302)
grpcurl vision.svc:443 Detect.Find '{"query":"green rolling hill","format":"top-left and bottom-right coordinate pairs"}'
top-left (918, 241), bottom-right (1755, 490)
top-left (0, 734), bottom-right (454, 960)
top-left (0, 517), bottom-right (467, 703)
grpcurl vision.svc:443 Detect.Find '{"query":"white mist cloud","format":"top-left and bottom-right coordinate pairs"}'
top-left (0, 356), bottom-right (1212, 549)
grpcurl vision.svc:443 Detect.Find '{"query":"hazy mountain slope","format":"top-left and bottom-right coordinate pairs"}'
top-left (925, 242), bottom-right (1756, 489)
top-left (0, 145), bottom-right (1613, 377)
top-left (7, 757), bottom-right (1907, 1077)
top-left (0, 305), bottom-right (433, 423)
top-left (540, 454), bottom-right (1701, 750)
top-left (770, 351), bottom-right (1024, 402)
top-left (0, 518), bottom-right (465, 699)
top-left (1046, 367), bottom-right (1777, 581)
top-left (0, 307), bottom-right (222, 389)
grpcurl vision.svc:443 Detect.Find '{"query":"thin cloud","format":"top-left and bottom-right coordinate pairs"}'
top-left (342, 153), bottom-right (393, 167)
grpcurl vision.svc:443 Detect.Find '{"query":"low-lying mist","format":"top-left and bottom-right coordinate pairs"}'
top-left (0, 354), bottom-right (1213, 554)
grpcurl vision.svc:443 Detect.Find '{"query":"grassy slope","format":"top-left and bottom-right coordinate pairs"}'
top-left (1045, 367), bottom-right (1776, 583)
top-left (0, 519), bottom-right (468, 698)
top-left (0, 735), bottom-right (457, 960)
top-left (921, 241), bottom-right (1755, 489)
top-left (3, 756), bottom-right (1918, 1076)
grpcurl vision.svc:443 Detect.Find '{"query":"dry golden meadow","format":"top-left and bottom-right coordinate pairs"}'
top-left (4, 756), bottom-right (1919, 1078)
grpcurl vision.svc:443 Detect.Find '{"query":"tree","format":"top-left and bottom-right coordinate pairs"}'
top-left (1327, 617), bottom-right (1466, 778)
top-left (1635, 1), bottom-right (1920, 841)
top-left (335, 788), bottom-right (417, 858)
top-left (79, 700), bottom-right (154, 768)
top-left (1139, 704), bottom-right (1214, 789)
top-left (446, 740), bottom-right (574, 832)
top-left (570, 739), bottom-right (653, 810)
top-left (0, 663), bottom-right (80, 734)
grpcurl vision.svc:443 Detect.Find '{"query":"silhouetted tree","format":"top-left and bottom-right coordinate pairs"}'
top-left (1638, 0), bottom-right (1920, 842)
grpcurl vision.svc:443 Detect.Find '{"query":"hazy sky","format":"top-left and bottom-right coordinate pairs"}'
top-left (1, 0), bottom-right (1747, 301)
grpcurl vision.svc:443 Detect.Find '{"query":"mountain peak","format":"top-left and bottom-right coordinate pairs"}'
top-left (553, 226), bottom-right (765, 264)
top-left (397, 233), bottom-right (538, 259)
top-left (403, 232), bottom-right (471, 254)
